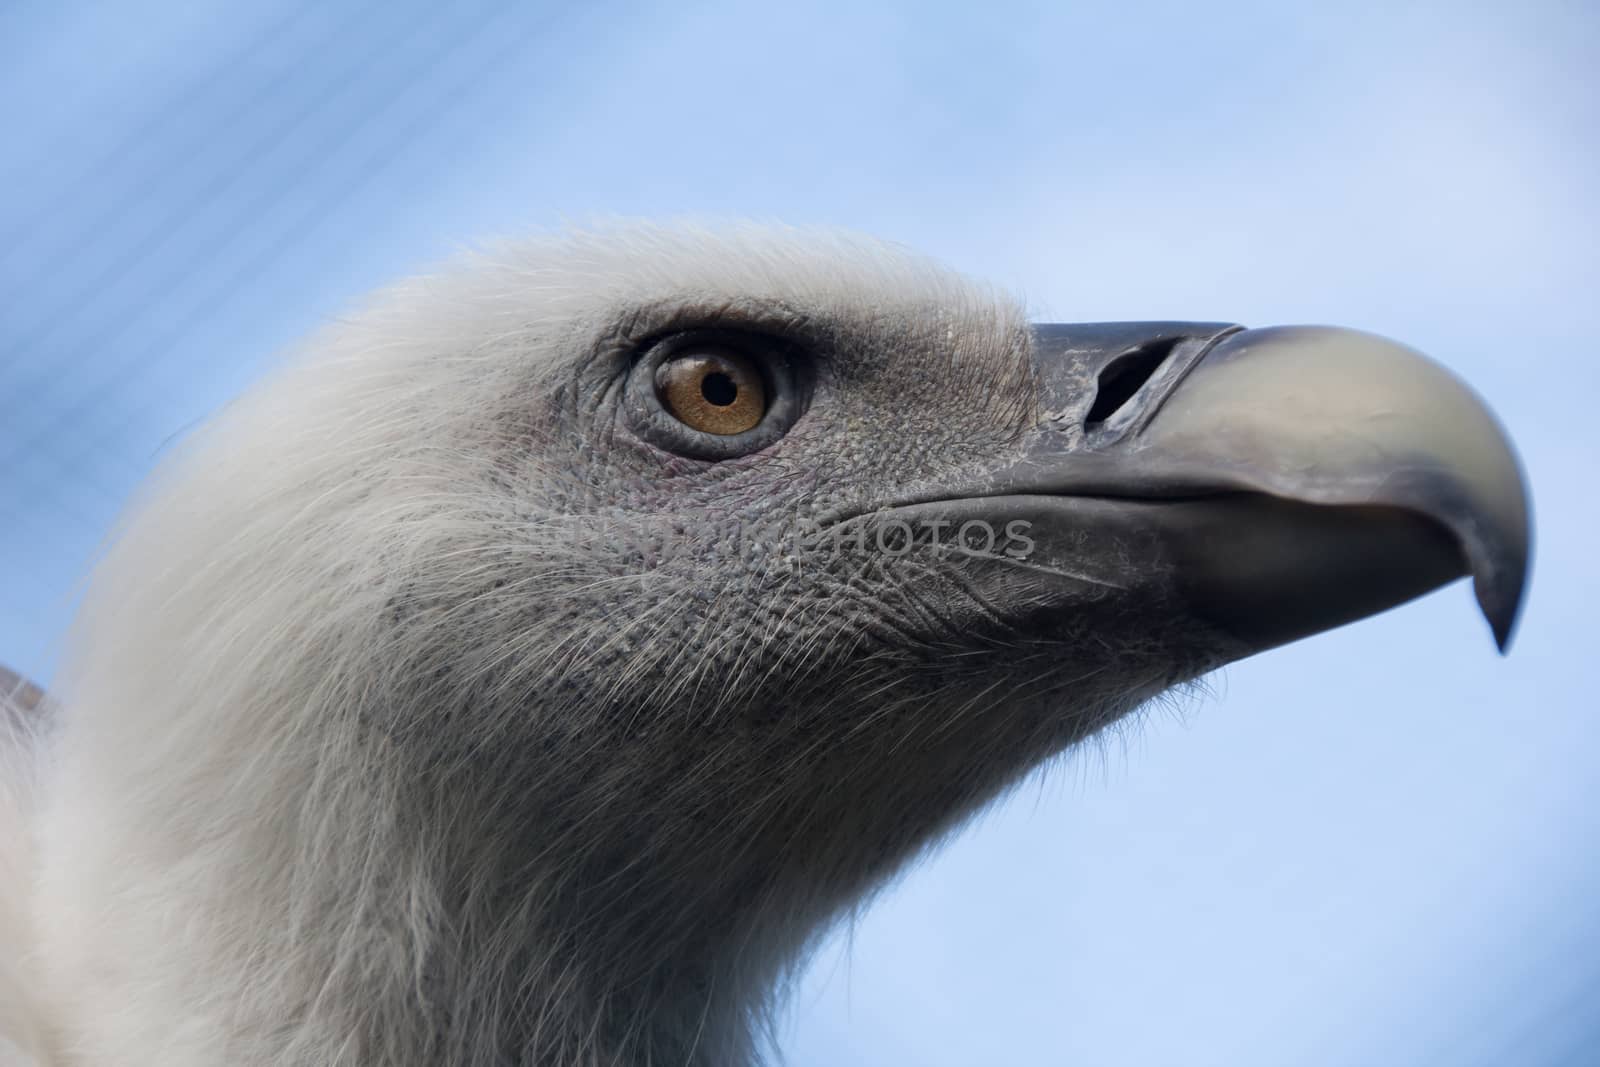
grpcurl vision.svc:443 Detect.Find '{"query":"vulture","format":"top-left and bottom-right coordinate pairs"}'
top-left (0, 225), bottom-right (1529, 1067)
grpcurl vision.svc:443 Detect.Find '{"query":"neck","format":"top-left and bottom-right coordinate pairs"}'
top-left (37, 711), bottom-right (789, 1067)
top-left (36, 676), bottom-right (1101, 1067)
top-left (35, 560), bottom-right (1168, 1066)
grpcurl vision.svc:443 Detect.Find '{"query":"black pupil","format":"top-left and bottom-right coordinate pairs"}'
top-left (701, 371), bottom-right (738, 406)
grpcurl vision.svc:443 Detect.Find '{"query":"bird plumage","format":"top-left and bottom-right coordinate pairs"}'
top-left (8, 227), bottom-right (1056, 1066)
top-left (1, 667), bottom-right (46, 1066)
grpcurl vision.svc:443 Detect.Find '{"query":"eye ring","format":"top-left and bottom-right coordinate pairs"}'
top-left (623, 330), bottom-right (805, 461)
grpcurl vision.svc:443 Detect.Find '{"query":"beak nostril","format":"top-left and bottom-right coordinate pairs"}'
top-left (1085, 339), bottom-right (1181, 427)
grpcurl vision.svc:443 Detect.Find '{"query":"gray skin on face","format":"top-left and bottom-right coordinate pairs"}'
top-left (25, 227), bottom-right (1528, 1067)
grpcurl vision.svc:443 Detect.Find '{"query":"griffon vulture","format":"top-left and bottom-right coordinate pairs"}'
top-left (0, 225), bottom-right (1529, 1066)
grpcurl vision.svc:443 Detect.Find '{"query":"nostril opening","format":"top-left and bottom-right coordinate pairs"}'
top-left (1085, 339), bottom-right (1180, 427)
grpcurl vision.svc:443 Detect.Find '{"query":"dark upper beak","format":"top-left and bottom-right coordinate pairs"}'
top-left (1004, 322), bottom-right (1531, 652)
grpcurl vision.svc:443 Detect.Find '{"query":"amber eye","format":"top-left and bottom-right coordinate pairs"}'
top-left (654, 350), bottom-right (768, 435)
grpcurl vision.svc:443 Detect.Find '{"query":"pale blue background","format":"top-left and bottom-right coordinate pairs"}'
top-left (2, 2), bottom-right (1595, 1063)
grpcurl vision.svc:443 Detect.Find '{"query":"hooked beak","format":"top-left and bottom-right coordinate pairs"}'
top-left (877, 322), bottom-right (1531, 657)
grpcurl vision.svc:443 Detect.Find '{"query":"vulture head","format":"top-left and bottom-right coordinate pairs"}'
top-left (5, 225), bottom-right (1528, 1066)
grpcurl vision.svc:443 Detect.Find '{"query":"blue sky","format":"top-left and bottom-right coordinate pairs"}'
top-left (1, 1), bottom-right (1595, 1063)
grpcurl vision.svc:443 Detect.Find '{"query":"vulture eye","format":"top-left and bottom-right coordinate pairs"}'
top-left (623, 329), bottom-right (805, 461)
top-left (655, 350), bottom-right (767, 435)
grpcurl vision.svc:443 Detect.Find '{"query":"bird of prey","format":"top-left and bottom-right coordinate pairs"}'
top-left (0, 225), bottom-right (1529, 1066)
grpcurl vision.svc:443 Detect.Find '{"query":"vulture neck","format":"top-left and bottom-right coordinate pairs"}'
top-left (46, 557), bottom-right (1120, 1065)
top-left (48, 667), bottom-right (1017, 1067)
